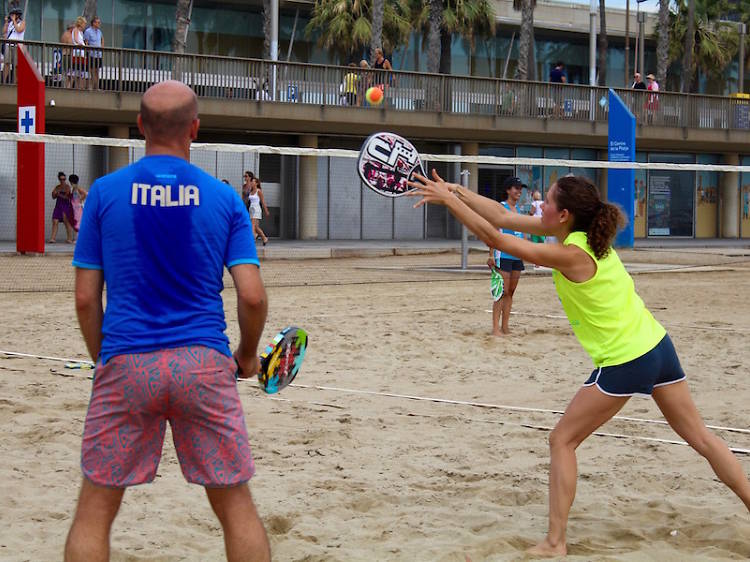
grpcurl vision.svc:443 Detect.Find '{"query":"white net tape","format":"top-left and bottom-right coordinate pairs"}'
top-left (3, 131), bottom-right (750, 172)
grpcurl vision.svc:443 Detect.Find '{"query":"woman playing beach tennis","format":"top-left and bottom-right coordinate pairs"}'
top-left (408, 172), bottom-right (750, 557)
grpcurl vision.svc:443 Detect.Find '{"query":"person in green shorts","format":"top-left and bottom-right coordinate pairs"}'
top-left (408, 172), bottom-right (750, 558)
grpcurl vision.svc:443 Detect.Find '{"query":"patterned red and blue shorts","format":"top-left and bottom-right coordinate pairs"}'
top-left (81, 346), bottom-right (255, 487)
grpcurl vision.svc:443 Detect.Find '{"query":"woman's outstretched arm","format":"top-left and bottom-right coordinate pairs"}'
top-left (409, 173), bottom-right (593, 279)
top-left (422, 170), bottom-right (550, 236)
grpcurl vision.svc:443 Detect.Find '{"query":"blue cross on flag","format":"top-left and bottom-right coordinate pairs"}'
top-left (18, 106), bottom-right (36, 135)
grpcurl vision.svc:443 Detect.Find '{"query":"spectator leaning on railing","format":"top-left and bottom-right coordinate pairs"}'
top-left (646, 73), bottom-right (659, 124)
top-left (60, 21), bottom-right (74, 87)
top-left (341, 63), bottom-right (358, 106)
top-left (632, 72), bottom-right (646, 90)
top-left (2, 7), bottom-right (25, 84)
top-left (71, 16), bottom-right (88, 89)
top-left (83, 16), bottom-right (103, 90)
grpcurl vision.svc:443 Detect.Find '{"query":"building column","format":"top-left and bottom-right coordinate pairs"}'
top-left (298, 134), bottom-right (318, 240)
top-left (461, 141), bottom-right (478, 192)
top-left (599, 168), bottom-right (608, 202)
top-left (107, 125), bottom-right (129, 174)
top-left (720, 153), bottom-right (739, 238)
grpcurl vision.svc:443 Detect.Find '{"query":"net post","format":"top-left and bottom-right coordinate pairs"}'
top-left (460, 169), bottom-right (470, 269)
top-left (16, 45), bottom-right (46, 254)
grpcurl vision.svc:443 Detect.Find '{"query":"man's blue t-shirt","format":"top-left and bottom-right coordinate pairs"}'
top-left (72, 155), bottom-right (259, 364)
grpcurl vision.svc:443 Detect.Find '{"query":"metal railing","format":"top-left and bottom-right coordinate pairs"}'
top-left (2, 39), bottom-right (749, 131)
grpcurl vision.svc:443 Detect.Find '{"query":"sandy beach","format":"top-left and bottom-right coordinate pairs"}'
top-left (1, 248), bottom-right (749, 561)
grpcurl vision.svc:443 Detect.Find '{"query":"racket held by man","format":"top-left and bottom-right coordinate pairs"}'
top-left (236, 326), bottom-right (308, 394)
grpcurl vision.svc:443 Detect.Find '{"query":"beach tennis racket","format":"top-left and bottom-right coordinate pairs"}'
top-left (357, 132), bottom-right (426, 197)
top-left (64, 361), bottom-right (94, 370)
top-left (490, 266), bottom-right (504, 301)
top-left (236, 326), bottom-right (308, 394)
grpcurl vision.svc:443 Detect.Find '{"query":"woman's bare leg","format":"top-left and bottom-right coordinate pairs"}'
top-left (63, 216), bottom-right (74, 242)
top-left (653, 381), bottom-right (750, 511)
top-left (252, 219), bottom-right (268, 244)
top-left (528, 386), bottom-right (629, 557)
top-left (491, 298), bottom-right (503, 336)
top-left (50, 219), bottom-right (60, 242)
top-left (500, 270), bottom-right (520, 334)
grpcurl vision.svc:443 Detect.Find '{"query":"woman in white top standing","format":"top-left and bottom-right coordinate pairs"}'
top-left (2, 7), bottom-right (25, 84)
top-left (248, 177), bottom-right (270, 245)
top-left (528, 189), bottom-right (545, 243)
top-left (71, 16), bottom-right (88, 89)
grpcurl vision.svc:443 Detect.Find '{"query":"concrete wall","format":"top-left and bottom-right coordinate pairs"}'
top-left (491, 0), bottom-right (658, 37)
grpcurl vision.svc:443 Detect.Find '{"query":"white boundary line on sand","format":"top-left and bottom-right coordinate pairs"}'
top-left (289, 383), bottom-right (750, 436)
top-left (263, 388), bottom-right (750, 454)
top-left (381, 410), bottom-right (750, 455)
top-left (3, 350), bottom-right (749, 452)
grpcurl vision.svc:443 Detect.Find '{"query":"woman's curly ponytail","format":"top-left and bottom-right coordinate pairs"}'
top-left (554, 176), bottom-right (626, 260)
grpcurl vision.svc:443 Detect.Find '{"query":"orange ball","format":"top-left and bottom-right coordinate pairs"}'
top-left (366, 86), bottom-right (383, 105)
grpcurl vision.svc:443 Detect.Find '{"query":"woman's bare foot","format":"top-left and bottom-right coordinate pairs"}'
top-left (526, 538), bottom-right (566, 558)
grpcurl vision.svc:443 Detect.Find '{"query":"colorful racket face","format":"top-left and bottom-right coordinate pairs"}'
top-left (258, 326), bottom-right (308, 394)
top-left (490, 268), bottom-right (504, 301)
top-left (357, 132), bottom-right (426, 197)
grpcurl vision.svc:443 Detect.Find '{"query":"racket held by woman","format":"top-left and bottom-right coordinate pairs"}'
top-left (490, 266), bottom-right (504, 301)
top-left (357, 132), bottom-right (426, 197)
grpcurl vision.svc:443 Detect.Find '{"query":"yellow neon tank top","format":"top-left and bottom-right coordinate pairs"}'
top-left (552, 231), bottom-right (666, 367)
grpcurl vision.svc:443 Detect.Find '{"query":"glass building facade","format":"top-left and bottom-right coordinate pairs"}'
top-left (18, 1), bottom-right (743, 93)
top-left (22, 0), bottom-right (664, 89)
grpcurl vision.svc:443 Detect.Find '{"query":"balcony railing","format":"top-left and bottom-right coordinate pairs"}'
top-left (2, 40), bottom-right (749, 131)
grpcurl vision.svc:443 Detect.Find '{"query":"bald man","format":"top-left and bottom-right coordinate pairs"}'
top-left (66, 81), bottom-right (271, 561)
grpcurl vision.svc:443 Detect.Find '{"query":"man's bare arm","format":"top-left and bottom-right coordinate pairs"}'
top-left (75, 268), bottom-right (104, 362)
top-left (229, 263), bottom-right (268, 375)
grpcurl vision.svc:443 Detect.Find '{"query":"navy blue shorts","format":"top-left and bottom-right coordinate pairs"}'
top-left (583, 334), bottom-right (686, 396)
top-left (497, 258), bottom-right (525, 272)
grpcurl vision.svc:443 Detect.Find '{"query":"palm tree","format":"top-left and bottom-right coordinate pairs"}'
top-left (173, 0), bottom-right (193, 54)
top-left (370, 0), bottom-right (384, 62)
top-left (669, 0), bottom-right (738, 93)
top-left (656, 0), bottom-right (670, 86)
top-left (513, 0), bottom-right (536, 80)
top-left (598, 0), bottom-right (607, 85)
top-left (306, 0), bottom-right (411, 63)
top-left (263, 0), bottom-right (272, 59)
top-left (439, 0), bottom-right (495, 74)
top-left (426, 0), bottom-right (442, 72)
top-left (680, 0), bottom-right (696, 92)
top-left (82, 0), bottom-right (97, 25)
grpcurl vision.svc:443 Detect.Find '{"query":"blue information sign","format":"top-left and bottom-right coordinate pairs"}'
top-left (607, 89), bottom-right (635, 248)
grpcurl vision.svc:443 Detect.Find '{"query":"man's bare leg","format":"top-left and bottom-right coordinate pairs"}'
top-left (206, 483), bottom-right (271, 562)
top-left (65, 478), bottom-right (125, 562)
